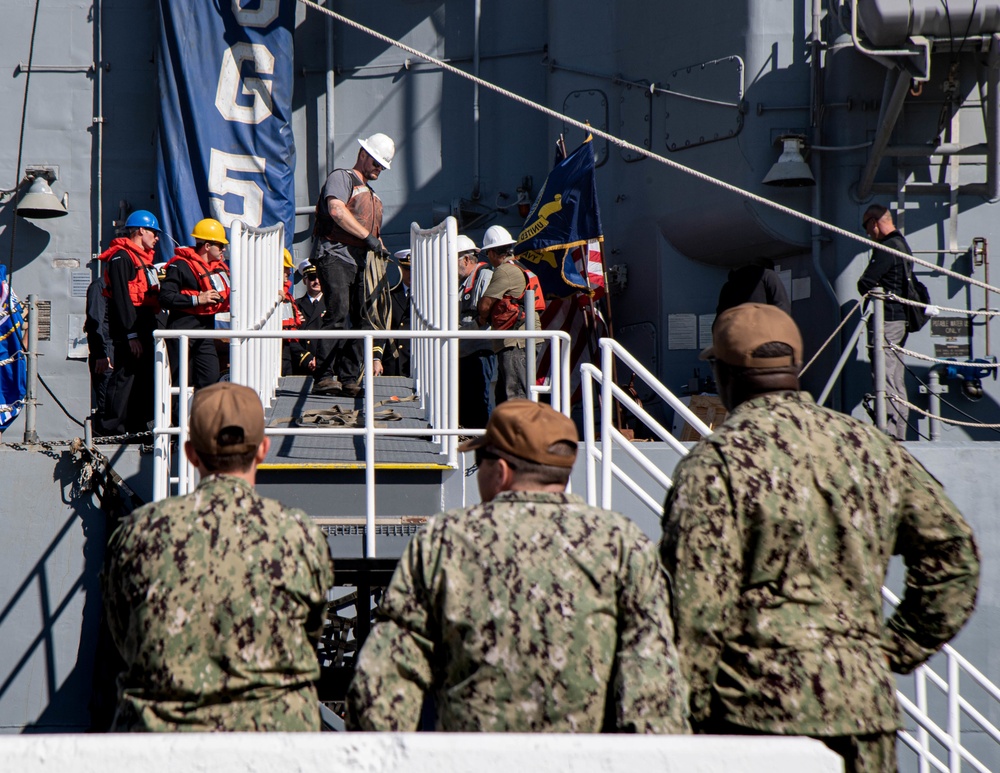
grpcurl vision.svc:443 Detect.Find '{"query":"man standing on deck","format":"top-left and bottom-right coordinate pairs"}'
top-left (158, 217), bottom-right (231, 389)
top-left (288, 260), bottom-right (325, 375)
top-left (476, 225), bottom-right (543, 405)
top-left (858, 204), bottom-right (911, 441)
top-left (102, 382), bottom-right (335, 731)
top-left (310, 132), bottom-right (394, 398)
top-left (661, 303), bottom-right (980, 773)
top-left (96, 210), bottom-right (163, 436)
top-left (456, 234), bottom-right (494, 428)
top-left (347, 399), bottom-right (690, 733)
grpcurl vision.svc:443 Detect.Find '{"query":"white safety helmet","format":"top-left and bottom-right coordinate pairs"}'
top-left (358, 133), bottom-right (395, 170)
top-left (456, 234), bottom-right (479, 255)
top-left (481, 225), bottom-right (516, 252)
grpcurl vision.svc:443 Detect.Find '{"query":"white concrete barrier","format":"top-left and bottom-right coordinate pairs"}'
top-left (0, 732), bottom-right (842, 773)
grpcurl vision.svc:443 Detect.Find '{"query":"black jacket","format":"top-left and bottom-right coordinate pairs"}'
top-left (857, 230), bottom-right (910, 322)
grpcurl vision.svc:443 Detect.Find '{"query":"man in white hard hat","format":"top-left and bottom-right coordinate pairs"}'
top-left (477, 225), bottom-right (544, 405)
top-left (456, 234), bottom-right (495, 427)
top-left (310, 132), bottom-right (395, 397)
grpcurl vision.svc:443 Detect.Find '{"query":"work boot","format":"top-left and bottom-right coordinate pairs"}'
top-left (340, 380), bottom-right (362, 398)
top-left (313, 376), bottom-right (342, 395)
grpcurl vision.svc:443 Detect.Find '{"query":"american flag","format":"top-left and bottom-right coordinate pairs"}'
top-left (569, 240), bottom-right (605, 300)
top-left (535, 291), bottom-right (608, 403)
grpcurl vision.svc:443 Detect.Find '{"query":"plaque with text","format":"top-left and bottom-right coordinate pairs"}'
top-left (930, 317), bottom-right (969, 338)
top-left (934, 343), bottom-right (970, 359)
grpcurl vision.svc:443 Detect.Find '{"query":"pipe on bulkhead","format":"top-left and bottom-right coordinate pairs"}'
top-left (472, 0), bottom-right (481, 200)
top-left (326, 3), bottom-right (336, 170)
top-left (987, 34), bottom-right (1000, 201)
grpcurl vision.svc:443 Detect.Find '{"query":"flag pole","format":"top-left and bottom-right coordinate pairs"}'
top-left (594, 241), bottom-right (627, 434)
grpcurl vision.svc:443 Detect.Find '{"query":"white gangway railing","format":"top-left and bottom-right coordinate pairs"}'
top-left (152, 217), bottom-right (571, 557)
top-left (580, 337), bottom-right (1000, 773)
top-left (228, 221), bottom-right (285, 406)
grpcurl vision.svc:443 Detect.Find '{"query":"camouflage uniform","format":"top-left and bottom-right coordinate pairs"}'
top-left (102, 474), bottom-right (335, 731)
top-left (661, 392), bottom-right (979, 744)
top-left (347, 490), bottom-right (690, 733)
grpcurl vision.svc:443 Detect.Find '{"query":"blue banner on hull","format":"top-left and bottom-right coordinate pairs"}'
top-left (155, 0), bottom-right (295, 254)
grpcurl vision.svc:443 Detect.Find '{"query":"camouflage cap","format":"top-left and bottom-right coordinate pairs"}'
top-left (701, 302), bottom-right (803, 368)
top-left (458, 399), bottom-right (578, 467)
top-left (189, 382), bottom-right (265, 455)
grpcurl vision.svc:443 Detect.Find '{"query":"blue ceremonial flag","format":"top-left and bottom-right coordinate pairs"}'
top-left (0, 265), bottom-right (26, 431)
top-left (514, 138), bottom-right (604, 297)
top-left (156, 0), bottom-right (296, 253)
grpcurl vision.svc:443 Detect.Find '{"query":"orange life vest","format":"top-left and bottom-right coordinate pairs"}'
top-left (489, 260), bottom-right (547, 331)
top-left (99, 237), bottom-right (160, 310)
top-left (165, 247), bottom-right (231, 315)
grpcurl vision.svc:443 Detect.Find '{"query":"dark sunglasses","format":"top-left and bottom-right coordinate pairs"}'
top-left (862, 217), bottom-right (877, 232)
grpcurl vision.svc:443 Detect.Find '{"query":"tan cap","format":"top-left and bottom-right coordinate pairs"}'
top-left (700, 303), bottom-right (803, 368)
top-left (189, 382), bottom-right (265, 455)
top-left (458, 400), bottom-right (578, 467)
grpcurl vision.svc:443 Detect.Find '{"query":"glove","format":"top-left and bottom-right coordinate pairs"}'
top-left (364, 233), bottom-right (383, 255)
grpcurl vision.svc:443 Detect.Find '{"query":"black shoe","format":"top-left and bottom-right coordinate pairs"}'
top-left (340, 381), bottom-right (362, 398)
top-left (312, 376), bottom-right (343, 396)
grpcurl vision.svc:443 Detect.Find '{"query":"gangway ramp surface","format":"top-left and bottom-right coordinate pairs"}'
top-left (255, 375), bottom-right (451, 558)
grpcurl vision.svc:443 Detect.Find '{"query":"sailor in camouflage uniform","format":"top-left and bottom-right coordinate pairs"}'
top-left (661, 303), bottom-right (980, 772)
top-left (347, 400), bottom-right (690, 733)
top-left (102, 382), bottom-right (335, 731)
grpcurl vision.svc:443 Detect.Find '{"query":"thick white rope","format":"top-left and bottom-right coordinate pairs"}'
top-left (298, 0), bottom-right (1000, 297)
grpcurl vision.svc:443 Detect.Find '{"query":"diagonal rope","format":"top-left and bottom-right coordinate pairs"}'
top-left (798, 300), bottom-right (863, 377)
top-left (298, 0), bottom-right (1000, 298)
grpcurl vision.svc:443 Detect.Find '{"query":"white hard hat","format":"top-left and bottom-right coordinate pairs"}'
top-left (456, 234), bottom-right (479, 255)
top-left (358, 133), bottom-right (395, 170)
top-left (482, 225), bottom-right (516, 251)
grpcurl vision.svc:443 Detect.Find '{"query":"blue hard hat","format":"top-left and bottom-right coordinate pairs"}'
top-left (124, 210), bottom-right (161, 232)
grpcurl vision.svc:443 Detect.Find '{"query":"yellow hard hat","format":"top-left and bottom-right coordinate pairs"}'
top-left (190, 218), bottom-right (229, 245)
top-left (283, 248), bottom-right (293, 270)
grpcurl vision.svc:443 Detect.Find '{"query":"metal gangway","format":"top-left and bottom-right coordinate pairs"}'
top-left (580, 336), bottom-right (1000, 773)
top-left (151, 218), bottom-right (570, 557)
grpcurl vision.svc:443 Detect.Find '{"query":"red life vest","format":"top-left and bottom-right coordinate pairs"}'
top-left (165, 247), bottom-right (231, 315)
top-left (281, 291), bottom-right (304, 330)
top-left (99, 237), bottom-right (160, 310)
top-left (489, 260), bottom-right (547, 331)
top-left (313, 169), bottom-right (383, 247)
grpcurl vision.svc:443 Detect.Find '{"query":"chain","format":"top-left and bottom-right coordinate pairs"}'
top-left (92, 429), bottom-right (154, 444)
top-left (3, 438), bottom-right (73, 459)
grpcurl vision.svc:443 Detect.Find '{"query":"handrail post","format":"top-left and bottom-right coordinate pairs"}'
top-left (581, 364), bottom-right (598, 506)
top-left (948, 654), bottom-right (960, 773)
top-left (178, 335), bottom-right (191, 495)
top-left (153, 336), bottom-right (169, 502)
top-left (525, 287), bottom-right (537, 402)
top-left (600, 339), bottom-right (614, 509)
top-left (927, 368), bottom-right (942, 441)
top-left (872, 290), bottom-right (888, 431)
top-left (364, 331), bottom-right (376, 559)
